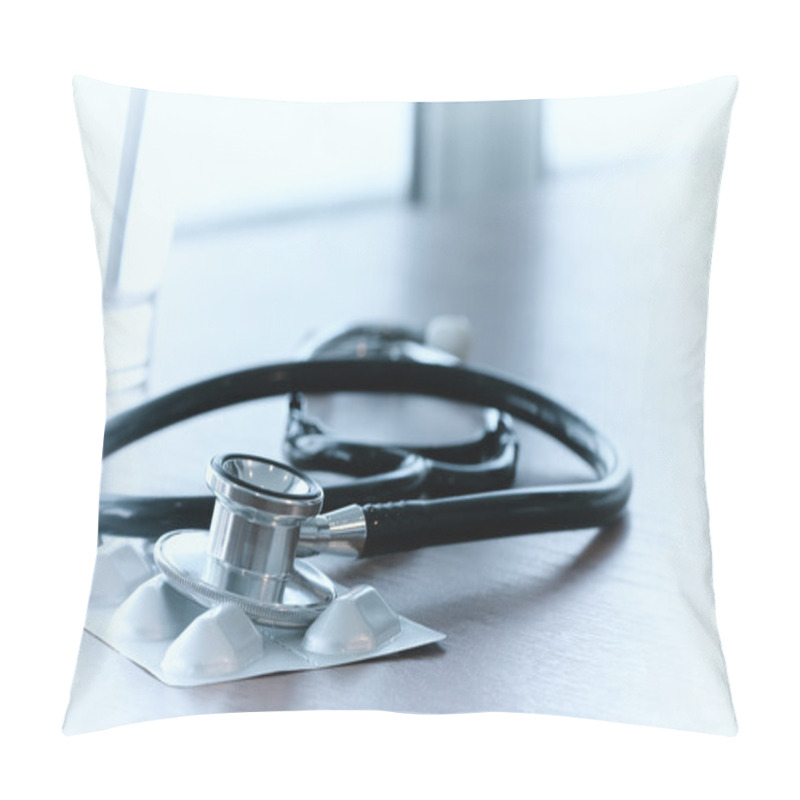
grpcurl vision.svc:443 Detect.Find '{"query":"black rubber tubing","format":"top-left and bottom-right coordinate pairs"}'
top-left (103, 359), bottom-right (632, 555)
top-left (100, 408), bottom-right (518, 537)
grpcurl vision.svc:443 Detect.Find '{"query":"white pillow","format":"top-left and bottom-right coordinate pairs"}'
top-left (66, 75), bottom-right (738, 735)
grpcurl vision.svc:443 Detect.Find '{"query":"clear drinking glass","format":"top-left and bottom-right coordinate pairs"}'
top-left (94, 85), bottom-right (174, 413)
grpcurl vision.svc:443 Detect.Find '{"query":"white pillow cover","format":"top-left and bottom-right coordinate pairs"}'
top-left (66, 75), bottom-right (738, 735)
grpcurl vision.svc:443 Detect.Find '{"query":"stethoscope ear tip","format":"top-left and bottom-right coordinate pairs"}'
top-left (424, 315), bottom-right (472, 361)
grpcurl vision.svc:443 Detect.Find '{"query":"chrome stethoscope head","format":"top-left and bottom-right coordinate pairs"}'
top-left (154, 454), bottom-right (364, 628)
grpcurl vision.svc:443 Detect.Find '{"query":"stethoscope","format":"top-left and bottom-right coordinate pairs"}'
top-left (99, 323), bottom-right (632, 628)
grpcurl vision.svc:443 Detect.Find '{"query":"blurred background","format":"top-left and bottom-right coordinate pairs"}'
top-left (75, 77), bottom-right (725, 407)
top-left (79, 79), bottom-right (713, 248)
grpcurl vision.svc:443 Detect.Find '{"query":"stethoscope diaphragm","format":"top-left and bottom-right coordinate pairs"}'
top-left (154, 454), bottom-right (337, 628)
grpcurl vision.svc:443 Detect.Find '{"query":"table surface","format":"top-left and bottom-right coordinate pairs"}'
top-left (65, 164), bottom-right (736, 735)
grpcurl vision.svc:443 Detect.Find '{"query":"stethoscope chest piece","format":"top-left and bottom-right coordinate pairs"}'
top-left (154, 454), bottom-right (336, 628)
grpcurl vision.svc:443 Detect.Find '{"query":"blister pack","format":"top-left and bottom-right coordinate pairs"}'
top-left (85, 539), bottom-right (444, 687)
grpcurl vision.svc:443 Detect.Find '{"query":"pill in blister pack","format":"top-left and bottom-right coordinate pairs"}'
top-left (84, 541), bottom-right (445, 687)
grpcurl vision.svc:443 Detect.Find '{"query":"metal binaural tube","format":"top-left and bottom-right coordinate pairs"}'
top-left (297, 505), bottom-right (368, 558)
